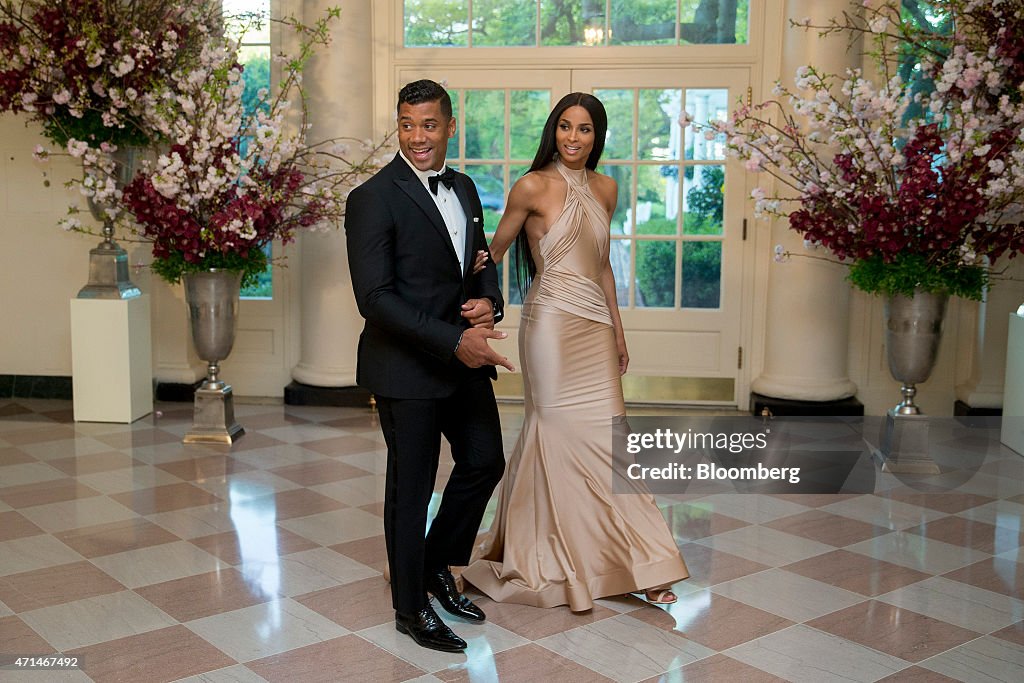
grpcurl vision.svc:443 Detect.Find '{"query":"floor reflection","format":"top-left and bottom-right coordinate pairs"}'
top-left (229, 480), bottom-right (281, 602)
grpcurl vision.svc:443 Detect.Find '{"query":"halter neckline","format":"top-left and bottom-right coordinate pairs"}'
top-left (555, 156), bottom-right (588, 186)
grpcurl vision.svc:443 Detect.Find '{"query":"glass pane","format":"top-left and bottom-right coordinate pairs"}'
top-left (240, 50), bottom-right (270, 121)
top-left (685, 88), bottom-right (729, 160)
top-left (465, 90), bottom-right (506, 159)
top-left (449, 89), bottom-right (461, 159)
top-left (680, 0), bottom-right (749, 44)
top-left (683, 165), bottom-right (724, 235)
top-left (638, 89), bottom-right (681, 161)
top-left (597, 165), bottom-right (632, 235)
top-left (510, 164), bottom-right (530, 182)
top-left (594, 89), bottom-right (633, 160)
top-left (238, 35), bottom-right (272, 298)
top-left (610, 0), bottom-right (676, 45)
top-left (636, 240), bottom-right (676, 307)
top-left (237, 44), bottom-right (269, 62)
top-left (494, 254), bottom-right (508, 302)
top-left (473, 0), bottom-right (535, 46)
top-left (635, 165), bottom-right (680, 236)
top-left (224, 0), bottom-right (270, 43)
top-left (240, 244), bottom-right (272, 299)
top-left (507, 237), bottom-right (525, 305)
top-left (541, 0), bottom-right (606, 46)
top-left (405, 0), bottom-right (469, 47)
top-left (465, 164), bottom-right (505, 231)
top-left (681, 241), bottom-right (721, 308)
top-left (609, 238), bottom-right (631, 306)
top-left (510, 90), bottom-right (549, 160)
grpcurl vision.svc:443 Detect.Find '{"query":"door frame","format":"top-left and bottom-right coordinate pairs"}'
top-left (370, 1), bottom-right (787, 405)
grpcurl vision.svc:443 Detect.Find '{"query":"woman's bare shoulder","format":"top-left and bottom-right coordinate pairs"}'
top-left (588, 169), bottom-right (616, 190)
top-left (510, 166), bottom-right (559, 199)
top-left (515, 165), bottom-right (559, 188)
top-left (588, 170), bottom-right (618, 205)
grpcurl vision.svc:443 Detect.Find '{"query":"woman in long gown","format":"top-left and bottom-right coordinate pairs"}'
top-left (461, 93), bottom-right (688, 612)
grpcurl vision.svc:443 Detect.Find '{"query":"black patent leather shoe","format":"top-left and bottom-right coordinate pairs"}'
top-left (395, 605), bottom-right (467, 652)
top-left (426, 568), bottom-right (486, 622)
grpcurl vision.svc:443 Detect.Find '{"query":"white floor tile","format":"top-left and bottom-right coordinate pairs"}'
top-left (19, 590), bottom-right (177, 651)
top-left (876, 576), bottom-right (1024, 634)
top-left (727, 624), bottom-right (908, 683)
top-left (920, 635), bottom-right (1024, 683)
top-left (695, 525), bottom-right (833, 567)
top-left (712, 568), bottom-right (866, 622)
top-left (90, 541), bottom-right (226, 588)
top-left (186, 598), bottom-right (349, 663)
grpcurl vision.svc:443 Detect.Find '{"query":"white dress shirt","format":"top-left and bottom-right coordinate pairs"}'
top-left (399, 151), bottom-right (467, 273)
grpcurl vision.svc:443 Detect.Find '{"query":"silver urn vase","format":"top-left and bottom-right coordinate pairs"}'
top-left (885, 291), bottom-right (949, 415)
top-left (878, 290), bottom-right (948, 473)
top-left (182, 270), bottom-right (245, 444)
top-left (78, 146), bottom-right (143, 300)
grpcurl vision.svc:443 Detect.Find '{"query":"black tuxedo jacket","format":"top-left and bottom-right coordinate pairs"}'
top-left (345, 154), bottom-right (504, 399)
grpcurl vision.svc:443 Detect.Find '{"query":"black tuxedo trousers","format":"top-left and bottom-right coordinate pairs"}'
top-left (376, 378), bottom-right (504, 614)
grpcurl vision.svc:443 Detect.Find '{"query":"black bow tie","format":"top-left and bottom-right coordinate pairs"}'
top-left (428, 167), bottom-right (457, 195)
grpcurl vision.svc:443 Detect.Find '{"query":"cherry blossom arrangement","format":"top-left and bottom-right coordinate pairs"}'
top-left (0, 0), bottom-right (219, 147)
top-left (61, 9), bottom-right (393, 286)
top-left (705, 0), bottom-right (1024, 299)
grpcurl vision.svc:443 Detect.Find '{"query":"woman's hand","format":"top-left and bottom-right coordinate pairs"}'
top-left (471, 249), bottom-right (489, 275)
top-left (616, 335), bottom-right (629, 375)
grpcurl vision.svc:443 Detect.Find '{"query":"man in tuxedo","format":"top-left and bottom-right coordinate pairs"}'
top-left (345, 79), bottom-right (514, 653)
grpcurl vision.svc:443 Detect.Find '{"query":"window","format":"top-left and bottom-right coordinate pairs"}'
top-left (225, 0), bottom-right (273, 300)
top-left (444, 87), bottom-right (553, 304)
top-left (449, 83), bottom-right (730, 310)
top-left (596, 86), bottom-right (728, 309)
top-left (404, 0), bottom-right (749, 47)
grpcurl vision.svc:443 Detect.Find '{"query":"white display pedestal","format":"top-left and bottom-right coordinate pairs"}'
top-left (70, 296), bottom-right (153, 423)
top-left (1001, 312), bottom-right (1024, 456)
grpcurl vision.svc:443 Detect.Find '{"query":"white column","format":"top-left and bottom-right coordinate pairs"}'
top-left (290, 0), bottom-right (374, 387)
top-left (956, 258), bottom-right (1024, 408)
top-left (751, 0), bottom-right (859, 401)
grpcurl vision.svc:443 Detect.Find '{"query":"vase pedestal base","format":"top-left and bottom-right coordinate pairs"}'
top-left (183, 382), bottom-right (244, 445)
top-left (875, 410), bottom-right (940, 474)
top-left (77, 242), bottom-right (141, 300)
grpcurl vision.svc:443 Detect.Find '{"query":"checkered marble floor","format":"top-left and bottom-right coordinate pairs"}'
top-left (1, 398), bottom-right (1022, 683)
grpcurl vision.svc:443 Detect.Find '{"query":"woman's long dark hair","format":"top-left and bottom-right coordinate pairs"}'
top-left (514, 92), bottom-right (608, 298)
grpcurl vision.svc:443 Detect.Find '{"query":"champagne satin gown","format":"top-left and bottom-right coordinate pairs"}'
top-left (462, 159), bottom-right (688, 612)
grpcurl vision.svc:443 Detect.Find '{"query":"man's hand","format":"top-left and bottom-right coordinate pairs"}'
top-left (461, 298), bottom-right (495, 329)
top-left (455, 328), bottom-right (515, 372)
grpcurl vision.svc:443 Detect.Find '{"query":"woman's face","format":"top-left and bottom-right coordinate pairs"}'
top-left (555, 105), bottom-right (595, 168)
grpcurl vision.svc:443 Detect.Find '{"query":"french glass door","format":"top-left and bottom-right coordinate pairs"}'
top-left (397, 67), bottom-right (749, 404)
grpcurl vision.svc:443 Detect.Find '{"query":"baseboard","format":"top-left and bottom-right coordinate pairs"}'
top-left (284, 381), bottom-right (373, 407)
top-left (953, 400), bottom-right (1002, 417)
top-left (154, 380), bottom-right (204, 402)
top-left (750, 392), bottom-right (865, 417)
top-left (0, 375), bottom-right (73, 400)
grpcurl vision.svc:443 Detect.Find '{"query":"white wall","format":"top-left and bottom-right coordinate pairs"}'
top-left (0, 115), bottom-right (107, 376)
